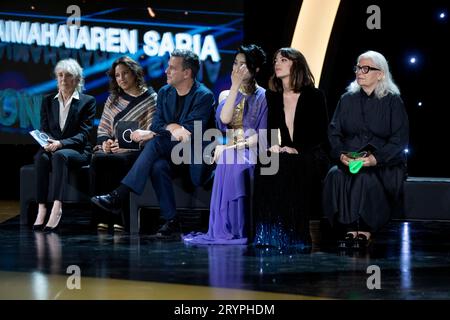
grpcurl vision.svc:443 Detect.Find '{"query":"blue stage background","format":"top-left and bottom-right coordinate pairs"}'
top-left (0, 0), bottom-right (243, 144)
top-left (0, 0), bottom-right (449, 200)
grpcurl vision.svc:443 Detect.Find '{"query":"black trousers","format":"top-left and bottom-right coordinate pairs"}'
top-left (34, 148), bottom-right (90, 203)
top-left (89, 151), bottom-right (141, 225)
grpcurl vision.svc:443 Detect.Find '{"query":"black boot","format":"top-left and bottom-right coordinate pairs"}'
top-left (155, 218), bottom-right (182, 238)
top-left (91, 191), bottom-right (122, 214)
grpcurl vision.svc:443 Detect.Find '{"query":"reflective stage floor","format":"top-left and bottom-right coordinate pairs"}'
top-left (1, 202), bottom-right (450, 300)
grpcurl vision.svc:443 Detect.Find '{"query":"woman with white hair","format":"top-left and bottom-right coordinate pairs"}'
top-left (323, 50), bottom-right (409, 249)
top-left (32, 58), bottom-right (96, 231)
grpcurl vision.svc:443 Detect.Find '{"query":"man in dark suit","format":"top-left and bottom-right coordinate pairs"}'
top-left (33, 58), bottom-right (96, 231)
top-left (92, 49), bottom-right (215, 237)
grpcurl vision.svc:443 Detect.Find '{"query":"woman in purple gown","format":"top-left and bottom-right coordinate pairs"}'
top-left (183, 44), bottom-right (267, 244)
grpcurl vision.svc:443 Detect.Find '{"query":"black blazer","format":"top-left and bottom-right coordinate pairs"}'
top-left (150, 81), bottom-right (215, 136)
top-left (40, 92), bottom-right (96, 153)
top-left (150, 81), bottom-right (216, 187)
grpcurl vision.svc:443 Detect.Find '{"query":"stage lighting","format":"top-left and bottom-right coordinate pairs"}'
top-left (404, 149), bottom-right (409, 154)
top-left (439, 12), bottom-right (446, 19)
top-left (147, 7), bottom-right (156, 18)
top-left (409, 57), bottom-right (417, 64)
top-left (417, 101), bottom-right (422, 107)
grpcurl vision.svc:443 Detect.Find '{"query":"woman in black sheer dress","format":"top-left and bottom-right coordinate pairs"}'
top-left (253, 48), bottom-right (329, 249)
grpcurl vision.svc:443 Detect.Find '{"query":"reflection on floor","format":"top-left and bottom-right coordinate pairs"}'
top-left (0, 271), bottom-right (314, 300)
top-left (0, 201), bottom-right (19, 223)
top-left (1, 202), bottom-right (450, 299)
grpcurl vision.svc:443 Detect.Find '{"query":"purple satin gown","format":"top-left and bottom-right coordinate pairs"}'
top-left (183, 87), bottom-right (267, 245)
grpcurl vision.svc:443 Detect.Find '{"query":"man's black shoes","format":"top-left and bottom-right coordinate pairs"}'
top-left (91, 191), bottom-right (122, 214)
top-left (154, 218), bottom-right (182, 239)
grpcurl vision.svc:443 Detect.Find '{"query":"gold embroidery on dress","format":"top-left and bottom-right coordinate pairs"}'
top-left (228, 86), bottom-right (252, 145)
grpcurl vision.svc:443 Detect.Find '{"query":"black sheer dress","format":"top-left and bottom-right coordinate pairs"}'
top-left (253, 86), bottom-right (329, 248)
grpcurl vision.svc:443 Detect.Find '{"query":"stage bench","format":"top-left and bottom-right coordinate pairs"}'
top-left (19, 164), bottom-right (90, 225)
top-left (128, 177), bottom-right (212, 234)
top-left (403, 177), bottom-right (450, 220)
top-left (127, 176), bottom-right (450, 233)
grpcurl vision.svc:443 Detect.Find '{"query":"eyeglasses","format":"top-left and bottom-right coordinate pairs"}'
top-left (353, 65), bottom-right (381, 74)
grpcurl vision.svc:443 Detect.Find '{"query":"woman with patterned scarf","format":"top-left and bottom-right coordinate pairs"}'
top-left (90, 56), bottom-right (157, 232)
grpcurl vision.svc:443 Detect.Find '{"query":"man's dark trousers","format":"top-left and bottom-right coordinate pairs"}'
top-left (121, 134), bottom-right (180, 220)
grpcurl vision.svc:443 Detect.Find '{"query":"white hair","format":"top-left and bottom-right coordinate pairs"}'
top-left (347, 50), bottom-right (400, 98)
top-left (54, 58), bottom-right (84, 93)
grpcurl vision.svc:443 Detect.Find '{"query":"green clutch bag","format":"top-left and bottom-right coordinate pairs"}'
top-left (349, 160), bottom-right (364, 174)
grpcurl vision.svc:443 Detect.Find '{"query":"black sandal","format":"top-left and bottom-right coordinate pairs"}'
top-left (353, 233), bottom-right (372, 249)
top-left (338, 232), bottom-right (355, 249)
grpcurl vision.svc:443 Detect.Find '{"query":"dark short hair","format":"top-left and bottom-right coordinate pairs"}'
top-left (107, 56), bottom-right (146, 103)
top-left (171, 49), bottom-right (200, 79)
top-left (269, 47), bottom-right (315, 93)
top-left (237, 44), bottom-right (266, 76)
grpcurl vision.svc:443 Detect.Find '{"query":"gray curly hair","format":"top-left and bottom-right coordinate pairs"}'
top-left (54, 58), bottom-right (85, 93)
